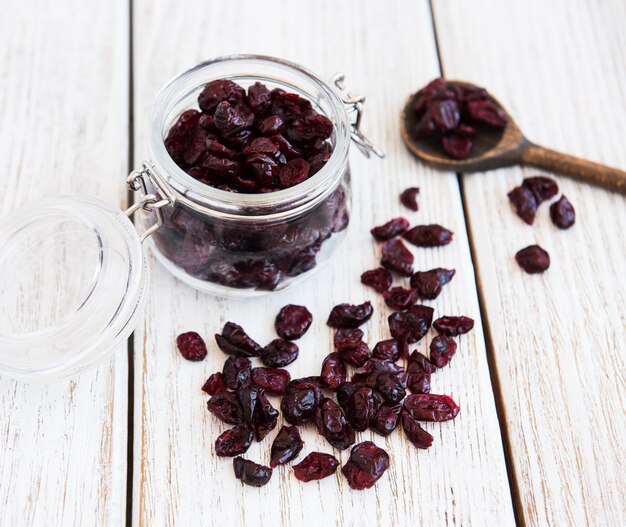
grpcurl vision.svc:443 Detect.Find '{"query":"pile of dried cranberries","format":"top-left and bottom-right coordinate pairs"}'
top-left (165, 79), bottom-right (333, 193)
top-left (407, 78), bottom-right (508, 160)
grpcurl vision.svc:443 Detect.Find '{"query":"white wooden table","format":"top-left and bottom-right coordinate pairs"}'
top-left (1, 1), bottom-right (625, 525)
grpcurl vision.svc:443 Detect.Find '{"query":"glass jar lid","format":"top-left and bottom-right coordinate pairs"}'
top-left (0, 196), bottom-right (148, 379)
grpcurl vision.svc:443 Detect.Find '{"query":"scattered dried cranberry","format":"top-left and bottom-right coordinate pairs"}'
top-left (370, 402), bottom-right (402, 436)
top-left (388, 305), bottom-right (434, 343)
top-left (215, 322), bottom-right (262, 357)
top-left (381, 239), bottom-right (414, 276)
top-left (382, 287), bottom-right (419, 310)
top-left (407, 352), bottom-right (435, 394)
top-left (222, 356), bottom-right (251, 390)
top-left (400, 187), bottom-right (420, 211)
top-left (344, 386), bottom-right (378, 432)
top-left (215, 426), bottom-right (253, 457)
top-left (360, 267), bottom-right (392, 293)
top-left (251, 389), bottom-right (279, 441)
top-left (293, 452), bottom-right (339, 482)
top-left (515, 245), bottom-right (551, 274)
top-left (550, 195), bottom-right (575, 229)
top-left (342, 441), bottom-right (390, 490)
top-left (233, 457), bottom-right (272, 487)
top-left (320, 352), bottom-right (347, 390)
top-left (176, 331), bottom-right (207, 361)
top-left (327, 301), bottom-right (374, 329)
top-left (275, 304), bottom-right (313, 340)
top-left (261, 339), bottom-right (299, 367)
top-left (507, 186), bottom-right (537, 225)
top-left (315, 398), bottom-right (356, 450)
top-left (339, 341), bottom-right (372, 368)
top-left (207, 392), bottom-right (243, 425)
top-left (333, 328), bottom-right (365, 351)
top-left (202, 372), bottom-right (227, 395)
top-left (433, 316), bottom-right (474, 336)
top-left (270, 425), bottom-right (304, 467)
top-left (237, 385), bottom-right (259, 430)
top-left (429, 335), bottom-right (457, 368)
top-left (372, 339), bottom-right (401, 361)
top-left (281, 380), bottom-right (321, 425)
top-left (522, 176), bottom-right (558, 204)
top-left (402, 413), bottom-right (434, 449)
top-left (251, 367), bottom-right (291, 395)
top-left (410, 268), bottom-right (455, 300)
top-left (404, 225), bottom-right (453, 247)
top-left (404, 394), bottom-right (460, 422)
top-left (371, 217), bottom-right (410, 241)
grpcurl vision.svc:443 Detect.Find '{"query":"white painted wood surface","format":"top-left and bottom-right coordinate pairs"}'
top-left (132, 1), bottom-right (514, 525)
top-left (0, 1), bottom-right (129, 525)
top-left (432, 1), bottom-right (626, 526)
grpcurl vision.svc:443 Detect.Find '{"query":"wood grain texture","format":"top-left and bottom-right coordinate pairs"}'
top-left (0, 0), bottom-right (129, 525)
top-left (432, 1), bottom-right (626, 525)
top-left (132, 1), bottom-right (514, 525)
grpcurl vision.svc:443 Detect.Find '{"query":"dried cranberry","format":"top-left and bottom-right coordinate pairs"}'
top-left (375, 371), bottom-right (406, 403)
top-left (344, 386), bottom-right (378, 431)
top-left (410, 268), bottom-right (455, 299)
top-left (270, 134), bottom-right (301, 159)
top-left (409, 350), bottom-right (437, 374)
top-left (287, 114), bottom-right (333, 143)
top-left (261, 339), bottom-right (299, 367)
top-left (233, 457), bottom-right (272, 487)
top-left (341, 441), bottom-right (390, 490)
top-left (382, 287), bottom-right (419, 310)
top-left (202, 372), bottom-right (227, 395)
top-left (515, 245), bottom-right (551, 273)
top-left (272, 92), bottom-right (312, 120)
top-left (404, 393), bottom-right (460, 422)
top-left (281, 381), bottom-right (321, 425)
top-left (360, 268), bottom-right (392, 293)
top-left (381, 239), bottom-right (414, 276)
top-left (466, 99), bottom-right (508, 128)
top-left (371, 402), bottom-right (402, 436)
top-left (522, 176), bottom-right (559, 204)
top-left (388, 305), bottom-right (434, 343)
top-left (198, 79), bottom-right (245, 113)
top-left (400, 187), bottom-right (420, 211)
top-left (251, 367), bottom-right (291, 395)
top-left (215, 322), bottom-right (262, 357)
top-left (176, 331), bottom-right (207, 361)
top-left (441, 135), bottom-right (472, 159)
top-left (431, 99), bottom-right (460, 132)
top-left (404, 225), bottom-right (453, 247)
top-left (433, 316), bottom-right (474, 336)
top-left (215, 426), bottom-right (253, 457)
top-left (293, 452), bottom-right (339, 482)
top-left (278, 158), bottom-right (310, 189)
top-left (237, 385), bottom-right (259, 430)
top-left (242, 137), bottom-right (280, 156)
top-left (456, 123), bottom-right (477, 137)
top-left (207, 392), bottom-right (243, 425)
top-left (270, 425), bottom-right (304, 467)
top-left (165, 110), bottom-right (202, 164)
top-left (370, 217), bottom-right (410, 241)
top-left (222, 356), bottom-right (251, 390)
top-left (247, 81), bottom-right (272, 114)
top-left (214, 101), bottom-right (253, 136)
top-left (413, 109), bottom-right (436, 139)
top-left (333, 328), bottom-right (365, 351)
top-left (275, 304), bottom-right (313, 340)
top-left (320, 352), bottom-right (347, 390)
top-left (550, 195), bottom-right (575, 229)
top-left (429, 335), bottom-right (457, 368)
top-left (406, 361), bottom-right (431, 394)
top-left (315, 398), bottom-right (355, 450)
top-left (402, 413), bottom-right (433, 449)
top-left (327, 301), bottom-right (374, 329)
top-left (339, 341), bottom-right (372, 368)
top-left (205, 138), bottom-right (235, 159)
top-left (507, 186), bottom-right (537, 225)
top-left (372, 339), bottom-right (401, 361)
top-left (257, 115), bottom-right (285, 135)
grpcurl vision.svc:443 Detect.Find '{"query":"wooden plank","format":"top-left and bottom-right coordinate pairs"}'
top-left (0, 0), bottom-right (130, 525)
top-left (431, 1), bottom-right (626, 526)
top-left (132, 1), bottom-right (515, 525)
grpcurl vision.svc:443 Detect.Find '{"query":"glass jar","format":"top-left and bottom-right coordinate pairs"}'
top-left (0, 55), bottom-right (382, 378)
top-left (140, 55), bottom-right (379, 297)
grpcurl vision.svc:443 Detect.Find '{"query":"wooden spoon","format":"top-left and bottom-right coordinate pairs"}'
top-left (401, 81), bottom-right (626, 194)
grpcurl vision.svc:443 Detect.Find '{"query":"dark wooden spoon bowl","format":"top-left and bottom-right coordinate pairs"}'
top-left (401, 80), bottom-right (626, 194)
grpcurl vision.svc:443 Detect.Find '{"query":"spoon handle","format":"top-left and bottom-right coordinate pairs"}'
top-left (520, 143), bottom-right (626, 194)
